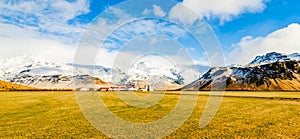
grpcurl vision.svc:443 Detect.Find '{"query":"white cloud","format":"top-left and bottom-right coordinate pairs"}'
top-left (81, 7), bottom-right (209, 71)
top-left (170, 0), bottom-right (268, 24)
top-left (153, 5), bottom-right (166, 17)
top-left (0, 0), bottom-right (90, 44)
top-left (228, 23), bottom-right (300, 64)
top-left (91, 16), bottom-right (188, 50)
top-left (51, 0), bottom-right (89, 20)
top-left (0, 23), bottom-right (119, 67)
top-left (0, 0), bottom-right (90, 24)
top-left (169, 3), bottom-right (199, 25)
top-left (0, 24), bottom-right (75, 63)
top-left (80, 7), bottom-right (135, 47)
top-left (142, 9), bottom-right (151, 15)
top-left (0, 0), bottom-right (90, 63)
top-left (0, 0), bottom-right (93, 62)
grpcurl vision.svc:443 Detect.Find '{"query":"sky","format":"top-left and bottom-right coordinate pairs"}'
top-left (0, 0), bottom-right (300, 67)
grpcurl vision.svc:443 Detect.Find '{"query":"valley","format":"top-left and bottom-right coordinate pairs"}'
top-left (0, 52), bottom-right (299, 138)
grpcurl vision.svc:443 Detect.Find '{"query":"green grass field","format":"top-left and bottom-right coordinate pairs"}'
top-left (0, 91), bottom-right (299, 138)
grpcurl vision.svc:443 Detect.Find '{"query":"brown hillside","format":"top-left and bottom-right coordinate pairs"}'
top-left (0, 80), bottom-right (36, 91)
top-left (225, 78), bottom-right (300, 91)
top-left (182, 60), bottom-right (300, 91)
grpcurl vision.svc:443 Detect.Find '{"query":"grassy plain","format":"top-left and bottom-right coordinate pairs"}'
top-left (0, 91), bottom-right (299, 138)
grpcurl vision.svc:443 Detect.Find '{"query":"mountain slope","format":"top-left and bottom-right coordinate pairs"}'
top-left (0, 55), bottom-right (119, 89)
top-left (0, 80), bottom-right (36, 91)
top-left (182, 52), bottom-right (300, 91)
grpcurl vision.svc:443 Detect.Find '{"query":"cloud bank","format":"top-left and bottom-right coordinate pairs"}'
top-left (228, 23), bottom-right (300, 64)
top-left (0, 24), bottom-right (75, 63)
top-left (0, 0), bottom-right (90, 63)
top-left (170, 0), bottom-right (268, 24)
top-left (0, 0), bottom-right (89, 39)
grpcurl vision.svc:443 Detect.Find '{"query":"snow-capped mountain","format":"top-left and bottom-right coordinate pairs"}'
top-left (0, 55), bottom-right (208, 90)
top-left (250, 52), bottom-right (300, 64)
top-left (3, 52), bottom-right (299, 91)
top-left (0, 55), bottom-right (126, 81)
top-left (0, 55), bottom-right (124, 89)
top-left (1, 55), bottom-right (72, 77)
top-left (289, 53), bottom-right (300, 61)
top-left (121, 57), bottom-right (210, 89)
top-left (123, 61), bottom-right (183, 90)
top-left (182, 52), bottom-right (300, 91)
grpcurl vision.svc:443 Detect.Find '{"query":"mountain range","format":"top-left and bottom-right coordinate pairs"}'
top-left (182, 52), bottom-right (300, 91)
top-left (250, 52), bottom-right (300, 64)
top-left (0, 55), bottom-right (205, 90)
top-left (0, 52), bottom-right (299, 91)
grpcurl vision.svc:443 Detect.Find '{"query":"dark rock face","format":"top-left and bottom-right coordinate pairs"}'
top-left (232, 60), bottom-right (299, 88)
top-left (182, 60), bottom-right (300, 91)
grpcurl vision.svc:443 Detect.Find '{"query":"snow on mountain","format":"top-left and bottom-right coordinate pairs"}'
top-left (0, 55), bottom-right (210, 89)
top-left (1, 55), bottom-right (71, 76)
top-left (0, 55), bottom-right (118, 89)
top-left (126, 60), bottom-right (179, 83)
top-left (250, 52), bottom-right (300, 64)
top-left (123, 60), bottom-right (183, 89)
top-left (123, 56), bottom-right (210, 88)
top-left (182, 52), bottom-right (300, 91)
top-left (289, 53), bottom-right (300, 61)
top-left (181, 67), bottom-right (232, 90)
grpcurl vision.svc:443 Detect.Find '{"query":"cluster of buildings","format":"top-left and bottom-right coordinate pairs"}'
top-left (76, 84), bottom-right (155, 92)
top-left (98, 84), bottom-right (155, 92)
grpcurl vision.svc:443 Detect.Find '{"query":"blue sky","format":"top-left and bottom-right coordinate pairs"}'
top-left (0, 0), bottom-right (300, 66)
top-left (210, 0), bottom-right (300, 52)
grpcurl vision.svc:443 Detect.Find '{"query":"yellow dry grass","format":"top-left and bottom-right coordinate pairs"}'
top-left (0, 91), bottom-right (299, 138)
top-left (0, 80), bottom-right (36, 91)
top-left (226, 78), bottom-right (300, 91)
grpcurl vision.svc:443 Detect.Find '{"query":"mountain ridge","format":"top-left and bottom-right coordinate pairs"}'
top-left (2, 52), bottom-right (299, 91)
top-left (182, 52), bottom-right (300, 91)
top-left (0, 55), bottom-right (194, 90)
top-left (250, 52), bottom-right (300, 64)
